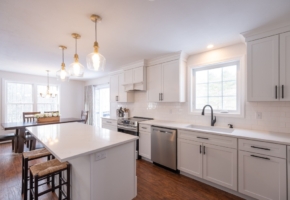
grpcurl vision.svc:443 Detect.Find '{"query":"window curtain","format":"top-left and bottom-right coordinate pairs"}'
top-left (84, 85), bottom-right (95, 125)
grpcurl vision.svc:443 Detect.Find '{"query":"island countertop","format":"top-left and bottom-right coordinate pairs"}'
top-left (26, 123), bottom-right (138, 162)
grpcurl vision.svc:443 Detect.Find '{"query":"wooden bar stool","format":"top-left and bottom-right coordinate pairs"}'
top-left (29, 159), bottom-right (71, 200)
top-left (22, 149), bottom-right (53, 200)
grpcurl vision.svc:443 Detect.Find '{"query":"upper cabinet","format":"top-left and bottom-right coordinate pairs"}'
top-left (122, 60), bottom-right (147, 91)
top-left (110, 73), bottom-right (134, 103)
top-left (242, 25), bottom-right (290, 101)
top-left (147, 52), bottom-right (187, 102)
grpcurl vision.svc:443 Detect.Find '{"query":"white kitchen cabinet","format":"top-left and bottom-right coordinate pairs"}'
top-left (123, 66), bottom-right (146, 91)
top-left (238, 150), bottom-right (286, 200)
top-left (178, 138), bottom-right (203, 178)
top-left (177, 133), bottom-right (237, 191)
top-left (147, 60), bottom-right (186, 102)
top-left (110, 73), bottom-right (134, 102)
top-left (280, 31), bottom-right (290, 101)
top-left (203, 144), bottom-right (237, 191)
top-left (139, 131), bottom-right (151, 159)
top-left (247, 35), bottom-right (279, 101)
top-left (102, 118), bottom-right (118, 131)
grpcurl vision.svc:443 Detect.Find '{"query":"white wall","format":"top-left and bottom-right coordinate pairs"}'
top-left (85, 76), bottom-right (110, 86)
top-left (103, 43), bottom-right (290, 134)
top-left (0, 70), bottom-right (85, 134)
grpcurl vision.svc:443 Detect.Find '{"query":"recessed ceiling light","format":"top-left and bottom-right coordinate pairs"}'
top-left (207, 44), bottom-right (214, 49)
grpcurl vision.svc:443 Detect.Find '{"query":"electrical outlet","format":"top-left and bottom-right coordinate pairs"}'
top-left (95, 151), bottom-right (107, 161)
top-left (256, 112), bottom-right (262, 119)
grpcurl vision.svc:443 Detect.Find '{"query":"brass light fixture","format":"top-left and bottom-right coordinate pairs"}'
top-left (69, 33), bottom-right (85, 77)
top-left (56, 45), bottom-right (70, 82)
top-left (86, 14), bottom-right (106, 71)
top-left (40, 70), bottom-right (57, 98)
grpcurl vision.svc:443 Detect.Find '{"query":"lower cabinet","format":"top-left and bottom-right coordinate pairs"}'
top-left (102, 123), bottom-right (117, 131)
top-left (203, 144), bottom-right (237, 190)
top-left (178, 138), bottom-right (237, 191)
top-left (139, 131), bottom-right (151, 159)
top-left (238, 150), bottom-right (287, 200)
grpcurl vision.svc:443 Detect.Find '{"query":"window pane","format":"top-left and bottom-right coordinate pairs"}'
top-left (208, 68), bottom-right (221, 82)
top-left (223, 81), bottom-right (236, 96)
top-left (37, 104), bottom-right (59, 113)
top-left (209, 83), bottom-right (222, 96)
top-left (196, 70), bottom-right (208, 83)
top-left (7, 83), bottom-right (32, 103)
top-left (223, 97), bottom-right (236, 110)
top-left (196, 83), bottom-right (207, 97)
top-left (7, 104), bottom-right (33, 122)
top-left (209, 97), bottom-right (222, 110)
top-left (94, 86), bottom-right (110, 127)
top-left (196, 97), bottom-right (208, 109)
top-left (223, 65), bottom-right (237, 81)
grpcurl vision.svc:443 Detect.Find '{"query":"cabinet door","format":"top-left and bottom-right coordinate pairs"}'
top-left (162, 60), bottom-right (180, 102)
top-left (139, 131), bottom-right (151, 159)
top-left (238, 151), bottom-right (286, 200)
top-left (147, 64), bottom-right (162, 102)
top-left (110, 74), bottom-right (119, 102)
top-left (123, 70), bottom-right (133, 85)
top-left (247, 35), bottom-right (279, 101)
top-left (102, 124), bottom-right (118, 132)
top-left (280, 32), bottom-right (290, 101)
top-left (133, 66), bottom-right (144, 84)
top-left (202, 144), bottom-right (237, 191)
top-left (177, 138), bottom-right (203, 178)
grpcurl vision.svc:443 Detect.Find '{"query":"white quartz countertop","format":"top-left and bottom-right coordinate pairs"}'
top-left (26, 123), bottom-right (138, 162)
top-left (140, 120), bottom-right (290, 146)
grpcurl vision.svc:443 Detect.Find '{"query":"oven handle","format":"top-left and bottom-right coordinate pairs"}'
top-left (117, 125), bottom-right (138, 131)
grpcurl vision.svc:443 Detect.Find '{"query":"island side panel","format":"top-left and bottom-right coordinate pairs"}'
top-left (90, 141), bottom-right (137, 200)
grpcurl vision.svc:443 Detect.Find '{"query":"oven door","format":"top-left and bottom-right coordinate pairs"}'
top-left (118, 126), bottom-right (140, 159)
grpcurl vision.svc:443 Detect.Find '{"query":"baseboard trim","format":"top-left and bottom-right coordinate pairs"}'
top-left (180, 171), bottom-right (256, 200)
top-left (141, 157), bottom-right (153, 163)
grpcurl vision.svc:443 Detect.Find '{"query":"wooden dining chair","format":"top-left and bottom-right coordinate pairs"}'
top-left (81, 111), bottom-right (89, 124)
top-left (23, 112), bottom-right (40, 150)
top-left (0, 130), bottom-right (17, 151)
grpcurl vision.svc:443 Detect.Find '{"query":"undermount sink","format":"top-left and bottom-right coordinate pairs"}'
top-left (185, 125), bottom-right (234, 133)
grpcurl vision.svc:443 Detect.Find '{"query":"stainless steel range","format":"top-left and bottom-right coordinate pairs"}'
top-left (117, 116), bottom-right (153, 159)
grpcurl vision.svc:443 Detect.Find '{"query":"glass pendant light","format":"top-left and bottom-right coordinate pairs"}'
top-left (40, 70), bottom-right (57, 98)
top-left (69, 33), bottom-right (85, 77)
top-left (56, 45), bottom-right (70, 82)
top-left (86, 14), bottom-right (106, 71)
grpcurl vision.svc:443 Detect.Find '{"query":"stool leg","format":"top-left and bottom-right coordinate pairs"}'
top-left (24, 158), bottom-right (29, 200)
top-left (12, 139), bottom-right (14, 151)
top-left (21, 156), bottom-right (24, 194)
top-left (34, 175), bottom-right (39, 200)
top-left (29, 171), bottom-right (33, 200)
top-left (58, 172), bottom-right (62, 200)
top-left (52, 172), bottom-right (55, 193)
top-left (67, 164), bottom-right (71, 200)
top-left (47, 155), bottom-right (50, 183)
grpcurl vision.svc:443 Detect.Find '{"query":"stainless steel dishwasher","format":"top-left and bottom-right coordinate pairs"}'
top-left (151, 126), bottom-right (177, 170)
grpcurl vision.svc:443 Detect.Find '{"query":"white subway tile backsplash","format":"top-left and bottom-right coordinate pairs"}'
top-left (113, 92), bottom-right (290, 134)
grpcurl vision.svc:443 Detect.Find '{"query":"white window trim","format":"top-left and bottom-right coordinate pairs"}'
top-left (2, 79), bottom-right (60, 123)
top-left (188, 56), bottom-right (245, 118)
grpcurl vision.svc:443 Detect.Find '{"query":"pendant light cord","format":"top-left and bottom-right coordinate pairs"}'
top-left (62, 48), bottom-right (64, 63)
top-left (75, 38), bottom-right (77, 54)
top-left (95, 20), bottom-right (97, 42)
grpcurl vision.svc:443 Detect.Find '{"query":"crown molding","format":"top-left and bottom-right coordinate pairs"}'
top-left (121, 59), bottom-right (148, 70)
top-left (241, 23), bottom-right (290, 42)
top-left (147, 51), bottom-right (188, 66)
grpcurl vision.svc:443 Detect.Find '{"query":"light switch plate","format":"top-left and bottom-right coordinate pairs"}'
top-left (95, 151), bottom-right (107, 161)
top-left (256, 112), bottom-right (262, 119)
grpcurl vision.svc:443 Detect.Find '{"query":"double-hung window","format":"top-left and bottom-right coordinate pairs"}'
top-left (94, 84), bottom-right (110, 127)
top-left (191, 60), bottom-right (241, 115)
top-left (4, 81), bottom-right (59, 123)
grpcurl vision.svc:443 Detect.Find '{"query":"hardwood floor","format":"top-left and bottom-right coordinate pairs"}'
top-left (0, 142), bottom-right (243, 200)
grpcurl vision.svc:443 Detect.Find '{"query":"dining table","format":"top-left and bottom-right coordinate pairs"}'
top-left (1, 118), bottom-right (85, 153)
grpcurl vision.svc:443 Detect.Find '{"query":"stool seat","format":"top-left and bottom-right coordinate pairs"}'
top-left (23, 148), bottom-right (51, 160)
top-left (0, 132), bottom-right (15, 140)
top-left (30, 159), bottom-right (68, 177)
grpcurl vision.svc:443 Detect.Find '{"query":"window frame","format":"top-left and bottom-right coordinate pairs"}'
top-left (189, 57), bottom-right (244, 118)
top-left (2, 79), bottom-right (60, 123)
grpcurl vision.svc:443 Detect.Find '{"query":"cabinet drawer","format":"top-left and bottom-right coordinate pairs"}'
top-left (102, 124), bottom-right (117, 132)
top-left (239, 139), bottom-right (286, 159)
top-left (139, 124), bottom-right (151, 132)
top-left (178, 130), bottom-right (237, 149)
top-left (102, 119), bottom-right (117, 126)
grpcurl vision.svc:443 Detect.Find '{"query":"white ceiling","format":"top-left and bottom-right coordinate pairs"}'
top-left (0, 0), bottom-right (290, 81)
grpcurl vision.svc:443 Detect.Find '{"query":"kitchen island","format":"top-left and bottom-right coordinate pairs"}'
top-left (26, 123), bottom-right (138, 200)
